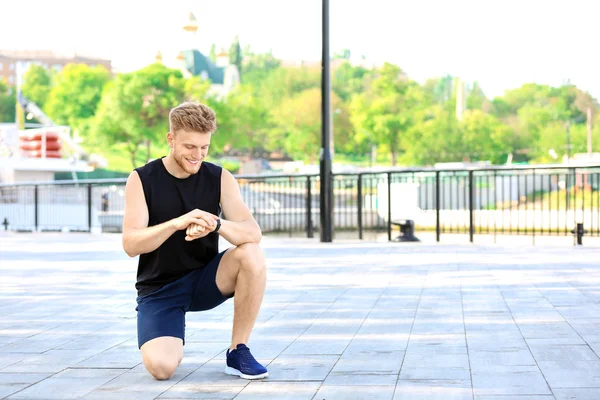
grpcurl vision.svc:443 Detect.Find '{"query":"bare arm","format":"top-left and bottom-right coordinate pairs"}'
top-left (217, 169), bottom-right (262, 245)
top-left (186, 169), bottom-right (261, 246)
top-left (121, 171), bottom-right (217, 257)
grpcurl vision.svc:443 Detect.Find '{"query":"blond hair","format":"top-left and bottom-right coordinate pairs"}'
top-left (169, 102), bottom-right (217, 134)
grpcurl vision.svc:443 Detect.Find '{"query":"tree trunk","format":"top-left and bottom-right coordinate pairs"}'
top-left (128, 140), bottom-right (141, 170)
top-left (390, 136), bottom-right (398, 166)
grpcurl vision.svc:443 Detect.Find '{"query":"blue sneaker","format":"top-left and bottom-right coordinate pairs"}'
top-left (225, 344), bottom-right (268, 380)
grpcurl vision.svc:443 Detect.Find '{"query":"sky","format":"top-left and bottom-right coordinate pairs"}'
top-left (1, 0), bottom-right (598, 99)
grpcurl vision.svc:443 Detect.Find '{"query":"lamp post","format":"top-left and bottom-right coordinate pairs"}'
top-left (565, 114), bottom-right (587, 163)
top-left (566, 121), bottom-right (571, 163)
top-left (320, 0), bottom-right (333, 242)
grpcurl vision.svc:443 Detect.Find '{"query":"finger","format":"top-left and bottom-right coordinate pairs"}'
top-left (186, 228), bottom-right (208, 241)
top-left (190, 209), bottom-right (214, 219)
top-left (186, 234), bottom-right (201, 241)
top-left (191, 218), bottom-right (208, 227)
top-left (198, 215), bottom-right (218, 227)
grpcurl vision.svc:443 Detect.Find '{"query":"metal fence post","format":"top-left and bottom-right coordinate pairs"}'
top-left (306, 176), bottom-right (313, 238)
top-left (387, 172), bottom-right (392, 241)
top-left (34, 185), bottom-right (39, 232)
top-left (469, 170), bottom-right (474, 243)
top-left (532, 169), bottom-right (536, 245)
top-left (568, 167), bottom-right (576, 242)
top-left (357, 174), bottom-right (363, 240)
top-left (436, 171), bottom-right (440, 242)
top-left (87, 184), bottom-right (92, 232)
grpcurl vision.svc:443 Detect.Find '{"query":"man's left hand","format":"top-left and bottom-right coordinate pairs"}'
top-left (185, 221), bottom-right (216, 241)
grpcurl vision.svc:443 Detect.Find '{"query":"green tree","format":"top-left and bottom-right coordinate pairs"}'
top-left (515, 104), bottom-right (554, 161)
top-left (332, 102), bottom-right (355, 155)
top-left (535, 121), bottom-right (570, 162)
top-left (392, 84), bottom-right (514, 166)
top-left (332, 61), bottom-right (370, 102)
top-left (402, 106), bottom-right (460, 165)
top-left (216, 85), bottom-right (269, 154)
top-left (93, 64), bottom-right (185, 168)
top-left (333, 49), bottom-right (351, 60)
top-left (491, 83), bottom-right (552, 117)
top-left (459, 110), bottom-right (515, 164)
top-left (423, 75), bottom-right (454, 105)
top-left (268, 87), bottom-right (326, 161)
top-left (488, 82), bottom-right (599, 162)
top-left (184, 75), bottom-right (213, 102)
top-left (229, 36), bottom-right (243, 79)
top-left (252, 65), bottom-right (319, 110)
top-left (242, 48), bottom-right (281, 87)
top-left (21, 64), bottom-right (53, 108)
top-left (45, 64), bottom-right (110, 133)
top-left (0, 81), bottom-right (15, 123)
top-left (350, 63), bottom-right (423, 165)
top-left (209, 44), bottom-right (217, 63)
top-left (466, 81), bottom-right (489, 111)
top-left (185, 77), bottom-right (268, 155)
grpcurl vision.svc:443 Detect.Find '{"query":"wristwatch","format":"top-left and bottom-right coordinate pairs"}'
top-left (214, 218), bottom-right (221, 233)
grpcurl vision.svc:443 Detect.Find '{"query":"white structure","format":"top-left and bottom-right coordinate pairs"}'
top-left (157, 12), bottom-right (240, 99)
top-left (0, 124), bottom-right (92, 184)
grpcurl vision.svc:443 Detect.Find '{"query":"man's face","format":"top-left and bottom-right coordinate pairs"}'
top-left (168, 129), bottom-right (211, 175)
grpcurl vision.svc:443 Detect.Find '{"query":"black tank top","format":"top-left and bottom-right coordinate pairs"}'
top-left (134, 157), bottom-right (222, 297)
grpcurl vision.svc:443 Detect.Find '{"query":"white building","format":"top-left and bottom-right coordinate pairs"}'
top-left (156, 12), bottom-right (240, 99)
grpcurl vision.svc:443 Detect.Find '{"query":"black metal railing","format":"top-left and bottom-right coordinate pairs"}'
top-left (1, 164), bottom-right (599, 243)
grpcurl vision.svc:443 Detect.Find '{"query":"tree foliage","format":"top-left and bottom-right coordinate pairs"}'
top-left (22, 64), bottom-right (53, 108)
top-left (45, 64), bottom-right (110, 125)
top-left (7, 51), bottom-right (599, 172)
top-left (93, 64), bottom-right (185, 168)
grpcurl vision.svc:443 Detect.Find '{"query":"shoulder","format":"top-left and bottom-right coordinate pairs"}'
top-left (124, 169), bottom-right (144, 199)
top-left (134, 158), bottom-right (163, 182)
top-left (201, 161), bottom-right (223, 179)
top-left (219, 167), bottom-right (239, 191)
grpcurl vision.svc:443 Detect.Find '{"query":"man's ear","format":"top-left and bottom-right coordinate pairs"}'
top-left (167, 132), bottom-right (174, 148)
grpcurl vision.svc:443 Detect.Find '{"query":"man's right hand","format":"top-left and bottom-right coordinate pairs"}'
top-left (170, 209), bottom-right (219, 232)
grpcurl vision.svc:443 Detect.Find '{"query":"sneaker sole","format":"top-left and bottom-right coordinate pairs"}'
top-left (224, 366), bottom-right (269, 380)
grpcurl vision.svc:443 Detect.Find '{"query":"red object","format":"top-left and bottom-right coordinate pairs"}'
top-left (18, 131), bottom-right (61, 141)
top-left (21, 150), bottom-right (62, 158)
top-left (19, 139), bottom-right (61, 151)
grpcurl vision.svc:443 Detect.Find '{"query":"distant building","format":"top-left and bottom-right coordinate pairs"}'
top-left (279, 57), bottom-right (374, 70)
top-left (0, 50), bottom-right (112, 85)
top-left (155, 12), bottom-right (240, 99)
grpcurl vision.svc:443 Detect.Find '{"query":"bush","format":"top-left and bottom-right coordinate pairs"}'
top-left (217, 159), bottom-right (241, 174)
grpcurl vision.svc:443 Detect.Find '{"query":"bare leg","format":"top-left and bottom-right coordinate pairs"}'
top-left (216, 243), bottom-right (267, 350)
top-left (140, 336), bottom-right (183, 380)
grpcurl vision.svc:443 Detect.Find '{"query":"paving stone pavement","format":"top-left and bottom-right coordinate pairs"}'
top-left (1, 232), bottom-right (600, 399)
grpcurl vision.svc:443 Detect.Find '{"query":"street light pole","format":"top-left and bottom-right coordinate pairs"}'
top-left (566, 121), bottom-right (571, 162)
top-left (320, 0), bottom-right (333, 242)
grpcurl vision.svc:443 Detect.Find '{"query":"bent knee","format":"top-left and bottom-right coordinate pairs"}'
top-left (234, 243), bottom-right (265, 272)
top-left (144, 357), bottom-right (179, 380)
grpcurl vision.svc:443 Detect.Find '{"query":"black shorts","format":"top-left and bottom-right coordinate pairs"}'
top-left (135, 250), bottom-right (233, 348)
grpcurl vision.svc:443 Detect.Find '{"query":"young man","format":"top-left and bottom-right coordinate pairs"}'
top-left (122, 101), bottom-right (268, 381)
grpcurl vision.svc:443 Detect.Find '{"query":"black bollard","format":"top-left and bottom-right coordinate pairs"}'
top-left (571, 223), bottom-right (588, 246)
top-left (393, 219), bottom-right (420, 242)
